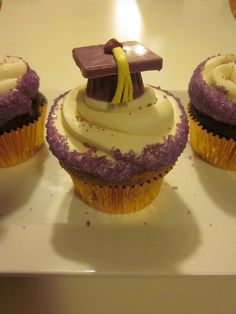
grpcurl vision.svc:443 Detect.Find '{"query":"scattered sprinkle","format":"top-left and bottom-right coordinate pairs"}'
top-left (144, 222), bottom-right (148, 226)
top-left (76, 116), bottom-right (83, 122)
top-left (172, 186), bottom-right (178, 190)
top-left (22, 226), bottom-right (26, 229)
top-left (86, 220), bottom-right (91, 227)
top-left (209, 223), bottom-right (213, 227)
top-left (188, 155), bottom-right (192, 160)
top-left (187, 210), bottom-right (191, 215)
top-left (50, 193), bottom-right (53, 197)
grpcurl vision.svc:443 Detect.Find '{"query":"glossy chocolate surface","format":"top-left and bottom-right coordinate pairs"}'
top-left (72, 41), bottom-right (163, 78)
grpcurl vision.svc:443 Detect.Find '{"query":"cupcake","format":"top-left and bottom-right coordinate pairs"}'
top-left (0, 55), bottom-right (47, 167)
top-left (47, 39), bottom-right (188, 213)
top-left (188, 54), bottom-right (236, 170)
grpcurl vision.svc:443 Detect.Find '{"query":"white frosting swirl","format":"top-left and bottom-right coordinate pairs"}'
top-left (59, 86), bottom-right (182, 155)
top-left (202, 55), bottom-right (236, 100)
top-left (0, 56), bottom-right (26, 94)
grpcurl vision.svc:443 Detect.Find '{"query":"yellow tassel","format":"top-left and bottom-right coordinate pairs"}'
top-left (111, 47), bottom-right (134, 104)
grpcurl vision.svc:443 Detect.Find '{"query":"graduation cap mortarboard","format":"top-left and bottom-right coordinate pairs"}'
top-left (72, 39), bottom-right (163, 102)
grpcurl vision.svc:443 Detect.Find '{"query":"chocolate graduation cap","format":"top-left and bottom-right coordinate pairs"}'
top-left (72, 39), bottom-right (163, 103)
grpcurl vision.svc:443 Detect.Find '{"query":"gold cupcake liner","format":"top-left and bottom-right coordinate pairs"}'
top-left (188, 109), bottom-right (236, 171)
top-left (0, 103), bottom-right (47, 167)
top-left (63, 165), bottom-right (173, 214)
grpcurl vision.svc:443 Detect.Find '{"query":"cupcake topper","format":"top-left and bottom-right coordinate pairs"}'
top-left (72, 39), bottom-right (163, 103)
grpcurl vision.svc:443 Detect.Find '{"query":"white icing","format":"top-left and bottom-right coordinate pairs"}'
top-left (0, 56), bottom-right (27, 94)
top-left (77, 86), bottom-right (173, 136)
top-left (54, 98), bottom-right (109, 159)
top-left (60, 86), bottom-right (182, 155)
top-left (202, 55), bottom-right (236, 100)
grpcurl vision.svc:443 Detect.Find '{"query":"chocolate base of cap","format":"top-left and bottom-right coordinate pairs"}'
top-left (0, 93), bottom-right (46, 135)
top-left (189, 103), bottom-right (236, 140)
top-left (86, 72), bottom-right (145, 102)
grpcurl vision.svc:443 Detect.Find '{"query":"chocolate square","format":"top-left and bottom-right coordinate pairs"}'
top-left (72, 41), bottom-right (163, 78)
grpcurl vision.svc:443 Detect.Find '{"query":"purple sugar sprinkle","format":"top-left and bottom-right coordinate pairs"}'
top-left (83, 142), bottom-right (97, 154)
top-left (188, 55), bottom-right (236, 126)
top-left (46, 87), bottom-right (189, 183)
top-left (17, 65), bottom-right (39, 99)
top-left (0, 62), bottom-right (40, 127)
top-left (0, 90), bottom-right (31, 127)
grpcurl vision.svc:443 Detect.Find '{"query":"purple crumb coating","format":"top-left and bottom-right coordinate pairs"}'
top-left (0, 61), bottom-right (39, 128)
top-left (188, 55), bottom-right (236, 126)
top-left (46, 87), bottom-right (189, 182)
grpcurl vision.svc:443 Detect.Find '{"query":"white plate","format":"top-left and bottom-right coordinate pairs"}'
top-left (0, 91), bottom-right (236, 275)
top-left (0, 0), bottom-right (236, 277)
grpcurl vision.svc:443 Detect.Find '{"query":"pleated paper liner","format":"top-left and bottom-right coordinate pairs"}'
top-left (0, 103), bottom-right (47, 167)
top-left (188, 107), bottom-right (236, 171)
top-left (62, 164), bottom-right (173, 214)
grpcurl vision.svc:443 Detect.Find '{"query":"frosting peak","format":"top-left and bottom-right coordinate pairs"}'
top-left (61, 85), bottom-right (180, 156)
top-left (202, 54), bottom-right (236, 101)
top-left (0, 56), bottom-right (26, 94)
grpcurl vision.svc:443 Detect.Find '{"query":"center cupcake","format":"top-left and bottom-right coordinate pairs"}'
top-left (46, 39), bottom-right (189, 213)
